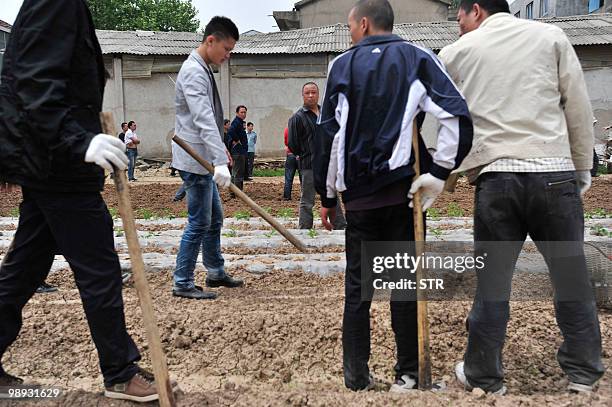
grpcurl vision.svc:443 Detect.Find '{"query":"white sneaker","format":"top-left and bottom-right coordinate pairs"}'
top-left (455, 362), bottom-right (507, 395)
top-left (389, 375), bottom-right (417, 393)
top-left (568, 382), bottom-right (594, 394)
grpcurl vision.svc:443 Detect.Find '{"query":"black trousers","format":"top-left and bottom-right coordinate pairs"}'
top-left (465, 172), bottom-right (604, 391)
top-left (231, 154), bottom-right (246, 191)
top-left (343, 202), bottom-right (419, 390)
top-left (0, 189), bottom-right (140, 387)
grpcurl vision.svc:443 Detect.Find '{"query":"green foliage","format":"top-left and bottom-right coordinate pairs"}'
top-left (137, 208), bottom-right (155, 220)
top-left (108, 207), bottom-right (119, 219)
top-left (264, 230), bottom-right (277, 238)
top-left (446, 202), bottom-right (464, 217)
top-left (88, 0), bottom-right (200, 32)
top-left (584, 208), bottom-right (610, 220)
top-left (178, 210), bottom-right (189, 218)
top-left (252, 168), bottom-right (285, 177)
top-left (590, 225), bottom-right (612, 238)
top-left (222, 228), bottom-right (238, 238)
top-left (8, 207), bottom-right (20, 217)
top-left (234, 210), bottom-right (251, 220)
top-left (278, 208), bottom-right (295, 218)
top-left (429, 227), bottom-right (443, 237)
top-left (307, 228), bottom-right (318, 239)
top-left (426, 208), bottom-right (441, 221)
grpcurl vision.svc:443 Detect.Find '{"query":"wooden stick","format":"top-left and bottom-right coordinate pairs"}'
top-left (100, 112), bottom-right (176, 407)
top-left (411, 123), bottom-right (432, 390)
top-left (172, 135), bottom-right (309, 253)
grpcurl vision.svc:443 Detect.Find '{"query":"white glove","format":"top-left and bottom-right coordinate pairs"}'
top-left (85, 134), bottom-right (128, 171)
top-left (408, 173), bottom-right (445, 212)
top-left (213, 164), bottom-right (231, 189)
top-left (575, 170), bottom-right (591, 196)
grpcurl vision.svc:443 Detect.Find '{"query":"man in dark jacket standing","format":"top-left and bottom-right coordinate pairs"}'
top-left (228, 105), bottom-right (248, 191)
top-left (0, 0), bottom-right (168, 402)
top-left (314, 0), bottom-right (473, 391)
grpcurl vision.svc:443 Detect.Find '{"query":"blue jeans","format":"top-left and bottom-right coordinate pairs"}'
top-left (173, 171), bottom-right (226, 289)
top-left (126, 149), bottom-right (137, 180)
top-left (283, 153), bottom-right (299, 199)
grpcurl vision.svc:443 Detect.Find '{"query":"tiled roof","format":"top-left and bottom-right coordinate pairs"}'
top-left (0, 19), bottom-right (12, 33)
top-left (294, 0), bottom-right (452, 8)
top-left (97, 13), bottom-right (612, 56)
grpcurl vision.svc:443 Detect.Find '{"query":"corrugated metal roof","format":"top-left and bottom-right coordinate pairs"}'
top-left (97, 13), bottom-right (612, 56)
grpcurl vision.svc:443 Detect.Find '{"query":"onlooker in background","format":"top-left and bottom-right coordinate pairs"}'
top-left (592, 118), bottom-right (599, 177)
top-left (283, 127), bottom-right (299, 200)
top-left (118, 122), bottom-right (128, 143)
top-left (246, 122), bottom-right (257, 181)
top-left (288, 82), bottom-right (346, 229)
top-left (124, 121), bottom-right (140, 181)
top-left (223, 119), bottom-right (232, 173)
top-left (228, 106), bottom-right (248, 191)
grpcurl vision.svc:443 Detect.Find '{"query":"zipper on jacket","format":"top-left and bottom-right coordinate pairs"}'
top-left (547, 178), bottom-right (574, 186)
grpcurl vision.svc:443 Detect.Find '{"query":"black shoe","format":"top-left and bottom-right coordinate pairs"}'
top-left (205, 275), bottom-right (244, 288)
top-left (36, 283), bottom-right (58, 294)
top-left (172, 287), bottom-right (217, 300)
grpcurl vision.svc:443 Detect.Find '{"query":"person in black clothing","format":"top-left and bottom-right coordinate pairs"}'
top-left (289, 82), bottom-right (346, 229)
top-left (0, 0), bottom-right (171, 402)
top-left (228, 106), bottom-right (248, 191)
top-left (118, 122), bottom-right (128, 143)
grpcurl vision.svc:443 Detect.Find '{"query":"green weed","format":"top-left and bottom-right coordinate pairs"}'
top-left (234, 210), bottom-right (251, 220)
top-left (426, 208), bottom-right (441, 221)
top-left (446, 202), bottom-right (464, 217)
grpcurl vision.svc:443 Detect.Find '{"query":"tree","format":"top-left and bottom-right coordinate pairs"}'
top-left (88, 0), bottom-right (200, 32)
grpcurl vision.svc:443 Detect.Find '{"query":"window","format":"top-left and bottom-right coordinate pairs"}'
top-left (515, 11), bottom-right (521, 18)
top-left (526, 2), bottom-right (534, 19)
top-left (589, 0), bottom-right (604, 13)
top-left (540, 0), bottom-right (549, 16)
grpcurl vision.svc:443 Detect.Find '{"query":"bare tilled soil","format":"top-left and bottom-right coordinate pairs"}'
top-left (2, 265), bottom-right (611, 406)
top-left (1, 175), bottom-right (611, 218)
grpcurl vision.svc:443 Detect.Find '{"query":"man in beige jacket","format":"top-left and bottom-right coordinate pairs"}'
top-left (439, 0), bottom-right (604, 395)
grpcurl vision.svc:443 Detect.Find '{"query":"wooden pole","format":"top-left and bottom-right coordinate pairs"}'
top-left (172, 135), bottom-right (309, 253)
top-left (411, 123), bottom-right (432, 390)
top-left (100, 112), bottom-right (176, 407)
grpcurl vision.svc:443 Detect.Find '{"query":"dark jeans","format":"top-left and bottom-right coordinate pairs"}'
top-left (231, 154), bottom-right (246, 191)
top-left (0, 189), bottom-right (140, 387)
top-left (464, 172), bottom-right (604, 392)
top-left (174, 183), bottom-right (186, 201)
top-left (343, 203), bottom-right (419, 390)
top-left (299, 169), bottom-right (346, 229)
top-left (126, 148), bottom-right (137, 180)
top-left (246, 152), bottom-right (255, 179)
top-left (283, 153), bottom-right (299, 199)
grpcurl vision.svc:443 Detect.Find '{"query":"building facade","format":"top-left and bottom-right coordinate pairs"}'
top-left (0, 20), bottom-right (12, 74)
top-left (273, 0), bottom-right (452, 30)
top-left (510, 0), bottom-right (612, 19)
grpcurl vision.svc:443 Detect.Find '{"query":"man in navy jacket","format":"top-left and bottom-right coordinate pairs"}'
top-left (314, 0), bottom-right (473, 391)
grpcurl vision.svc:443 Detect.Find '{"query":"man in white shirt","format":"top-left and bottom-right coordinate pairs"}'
top-left (124, 121), bottom-right (140, 181)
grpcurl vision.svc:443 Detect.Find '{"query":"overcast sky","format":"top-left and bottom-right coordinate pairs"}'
top-left (0, 0), bottom-right (298, 33)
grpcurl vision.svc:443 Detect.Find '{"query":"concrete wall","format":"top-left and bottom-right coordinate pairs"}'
top-left (510, 0), bottom-right (612, 17)
top-left (297, 0), bottom-right (449, 28)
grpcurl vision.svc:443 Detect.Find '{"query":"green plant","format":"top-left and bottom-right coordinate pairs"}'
top-left (278, 208), bottom-right (295, 218)
top-left (584, 208), bottom-right (610, 220)
top-left (137, 208), bottom-right (155, 220)
top-left (312, 209), bottom-right (321, 219)
top-left (252, 168), bottom-right (285, 177)
top-left (590, 225), bottom-right (612, 238)
top-left (114, 227), bottom-right (124, 237)
top-left (108, 207), bottom-right (119, 219)
top-left (178, 210), bottom-right (189, 218)
top-left (308, 228), bottom-right (318, 238)
top-left (234, 210), bottom-right (251, 220)
top-left (264, 230), bottom-right (277, 238)
top-left (446, 202), bottom-right (464, 217)
top-left (222, 228), bottom-right (238, 238)
top-left (426, 208), bottom-right (441, 221)
top-left (158, 208), bottom-right (175, 219)
top-left (8, 207), bottom-right (19, 217)
top-left (429, 227), bottom-right (443, 237)
top-left (263, 207), bottom-right (274, 214)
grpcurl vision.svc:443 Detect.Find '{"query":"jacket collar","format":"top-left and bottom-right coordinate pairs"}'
top-left (301, 104), bottom-right (321, 113)
top-left (352, 34), bottom-right (404, 49)
top-left (479, 12), bottom-right (513, 29)
top-left (190, 49), bottom-right (212, 74)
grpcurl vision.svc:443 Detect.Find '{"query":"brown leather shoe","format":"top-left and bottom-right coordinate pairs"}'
top-left (104, 371), bottom-right (159, 403)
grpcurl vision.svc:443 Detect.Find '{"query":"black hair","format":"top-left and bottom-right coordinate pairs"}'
top-left (236, 105), bottom-right (247, 113)
top-left (121, 122), bottom-right (128, 128)
top-left (302, 82), bottom-right (319, 92)
top-left (224, 119), bottom-right (231, 125)
top-left (203, 16), bottom-right (239, 42)
top-left (459, 0), bottom-right (510, 14)
top-left (352, 0), bottom-right (394, 32)
top-left (247, 122), bottom-right (254, 127)
top-left (128, 121), bottom-right (136, 127)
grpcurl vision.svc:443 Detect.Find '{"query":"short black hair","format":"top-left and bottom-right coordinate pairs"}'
top-left (302, 82), bottom-right (319, 92)
top-left (236, 105), bottom-right (247, 113)
top-left (128, 121), bottom-right (136, 127)
top-left (459, 0), bottom-right (510, 15)
top-left (224, 119), bottom-right (231, 125)
top-left (247, 122), bottom-right (254, 127)
top-left (121, 122), bottom-right (128, 128)
top-left (203, 16), bottom-right (239, 42)
top-left (352, 0), bottom-right (394, 32)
